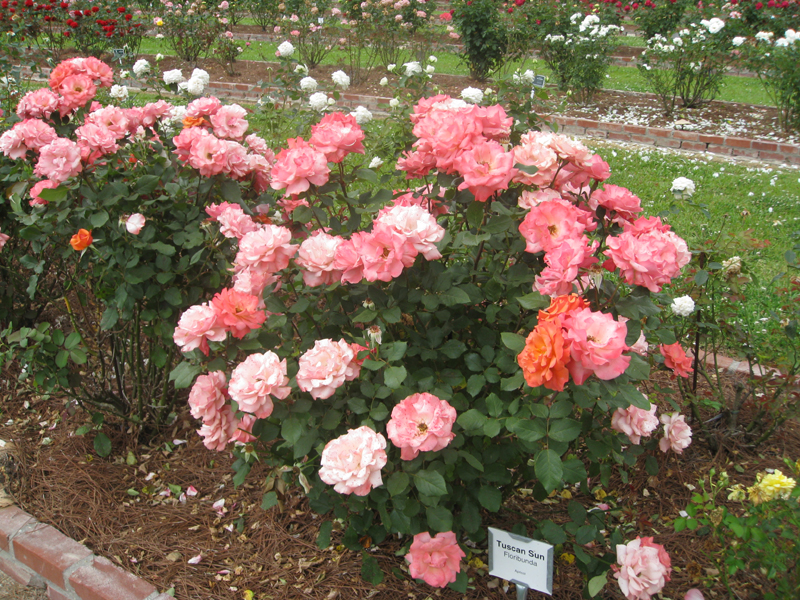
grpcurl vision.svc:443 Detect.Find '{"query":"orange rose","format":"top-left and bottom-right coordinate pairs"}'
top-left (70, 229), bottom-right (93, 251)
top-left (517, 320), bottom-right (571, 392)
top-left (182, 115), bottom-right (207, 129)
top-left (538, 294), bottom-right (589, 324)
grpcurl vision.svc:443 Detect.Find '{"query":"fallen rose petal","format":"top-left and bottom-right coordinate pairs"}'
top-left (187, 485), bottom-right (198, 496)
top-left (188, 553), bottom-right (203, 565)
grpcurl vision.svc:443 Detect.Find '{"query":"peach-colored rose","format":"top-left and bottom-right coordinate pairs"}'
top-left (534, 237), bottom-right (598, 298)
top-left (197, 405), bottom-right (238, 451)
top-left (309, 112), bottom-right (365, 163)
top-left (210, 103), bottom-right (249, 140)
top-left (454, 138), bottom-right (517, 203)
top-left (659, 412), bottom-right (692, 453)
top-left (16, 88), bottom-right (60, 120)
top-left (406, 531), bottom-right (465, 588)
top-left (589, 184), bottom-right (643, 224)
top-left (295, 231), bottom-right (345, 287)
top-left (234, 225), bottom-right (297, 274)
top-left (375, 204), bottom-right (445, 260)
top-left (386, 393), bottom-right (456, 460)
top-left (228, 351), bottom-right (290, 418)
top-left (57, 74), bottom-right (97, 115)
top-left (296, 339), bottom-right (358, 400)
top-left (538, 294), bottom-right (590, 324)
top-left (519, 199), bottom-right (587, 254)
top-left (605, 228), bottom-right (690, 293)
top-left (188, 371), bottom-right (228, 421)
top-left (512, 140), bottom-right (558, 187)
top-left (319, 426), bottom-right (387, 496)
top-left (563, 308), bottom-right (630, 385)
top-left (70, 229), bottom-right (92, 251)
top-left (210, 288), bottom-right (267, 339)
top-left (35, 138), bottom-right (83, 184)
top-left (173, 303), bottom-right (227, 355)
top-left (614, 537), bottom-right (671, 600)
top-left (473, 104), bottom-right (512, 141)
top-left (358, 223), bottom-right (416, 283)
top-left (270, 136), bottom-right (330, 195)
top-left (517, 320), bottom-right (572, 392)
top-left (611, 404), bottom-right (658, 445)
top-left (660, 343), bottom-right (693, 378)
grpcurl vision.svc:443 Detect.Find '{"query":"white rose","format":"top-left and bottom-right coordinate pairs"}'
top-left (277, 40), bottom-right (295, 57)
top-left (369, 157), bottom-right (383, 169)
top-left (671, 177), bottom-right (696, 198)
top-left (294, 63), bottom-right (309, 74)
top-left (109, 85), bottom-right (129, 100)
top-left (403, 61), bottom-right (422, 76)
top-left (732, 36), bottom-right (746, 46)
top-left (186, 77), bottom-right (205, 95)
top-left (722, 256), bottom-right (742, 276)
top-left (133, 59), bottom-right (150, 77)
top-left (163, 69), bottom-right (184, 85)
top-left (389, 98), bottom-right (399, 108)
top-left (670, 296), bottom-right (695, 317)
top-left (425, 65), bottom-right (435, 74)
top-left (349, 105), bottom-right (372, 125)
top-left (379, 77), bottom-right (388, 86)
top-left (300, 76), bottom-right (318, 92)
top-left (460, 86), bottom-right (483, 104)
top-left (191, 68), bottom-right (210, 85)
top-left (308, 92), bottom-right (328, 111)
top-left (331, 70), bottom-right (350, 89)
top-left (155, 53), bottom-right (165, 61)
top-left (387, 63), bottom-right (396, 72)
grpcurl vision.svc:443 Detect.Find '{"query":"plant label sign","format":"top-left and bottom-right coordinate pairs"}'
top-left (532, 75), bottom-right (546, 88)
top-left (488, 527), bottom-right (554, 595)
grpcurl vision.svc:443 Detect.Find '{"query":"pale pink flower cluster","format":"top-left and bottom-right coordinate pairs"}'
top-left (406, 531), bottom-right (465, 588)
top-left (611, 398), bottom-right (693, 452)
top-left (269, 136), bottom-right (330, 195)
top-left (605, 216), bottom-right (691, 293)
top-left (187, 372), bottom-right (238, 451)
top-left (614, 537), bottom-right (671, 600)
top-left (296, 338), bottom-right (364, 399)
top-left (309, 112), bottom-right (365, 163)
top-left (386, 393), bottom-right (456, 460)
top-left (228, 351), bottom-right (291, 418)
top-left (659, 412), bottom-right (692, 453)
top-left (319, 426), bottom-right (387, 495)
top-left (398, 95), bottom-right (515, 202)
top-left (0, 120), bottom-right (59, 160)
top-left (295, 231), bottom-right (345, 286)
top-left (172, 97), bottom-right (274, 191)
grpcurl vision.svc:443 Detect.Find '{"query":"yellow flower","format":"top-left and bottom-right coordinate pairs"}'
top-left (560, 553), bottom-right (575, 564)
top-left (748, 470), bottom-right (796, 505)
top-left (727, 484), bottom-right (746, 502)
top-left (156, 18), bottom-right (164, 26)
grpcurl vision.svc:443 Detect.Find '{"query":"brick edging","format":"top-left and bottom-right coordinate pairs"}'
top-left (0, 506), bottom-right (170, 600)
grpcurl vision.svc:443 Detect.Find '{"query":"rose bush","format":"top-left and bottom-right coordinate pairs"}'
top-left (164, 90), bottom-right (698, 593)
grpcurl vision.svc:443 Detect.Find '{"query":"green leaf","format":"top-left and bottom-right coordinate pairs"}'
top-left (440, 339), bottom-right (467, 359)
top-left (694, 270), bottom-right (709, 285)
top-left (425, 505), bottom-right (453, 532)
top-left (382, 341), bottom-right (407, 362)
top-left (149, 241), bottom-right (176, 256)
top-left (625, 353), bottom-right (651, 381)
top-left (361, 553), bottom-right (383, 585)
top-left (548, 418), bottom-right (582, 443)
top-left (64, 331), bottom-right (81, 350)
top-left (387, 472), bottom-right (409, 496)
top-left (506, 418), bottom-right (546, 442)
top-left (466, 201), bottom-right (485, 229)
top-left (439, 287), bottom-right (471, 306)
top-left (485, 393), bottom-right (503, 417)
top-left (354, 168), bottom-right (378, 184)
top-left (500, 332), bottom-right (526, 353)
top-left (93, 432), bottom-right (112, 458)
top-left (414, 469), bottom-right (448, 497)
top-left (69, 349), bottom-right (87, 365)
top-left (535, 449), bottom-right (563, 493)
top-left (352, 308), bottom-right (377, 323)
top-left (169, 361), bottom-right (201, 389)
top-left (458, 451), bottom-right (484, 472)
top-left (478, 486), bottom-right (502, 512)
top-left (281, 418), bottom-right (303, 445)
top-left (588, 574), bottom-right (607, 597)
top-left (164, 287), bottom-right (183, 306)
top-left (99, 307), bottom-right (119, 331)
top-left (448, 570), bottom-right (468, 593)
top-left (500, 371), bottom-right (524, 391)
top-left (383, 366), bottom-right (407, 389)
top-left (466, 374), bottom-right (485, 397)
top-left (516, 292), bottom-right (548, 310)
top-left (55, 350), bottom-right (69, 369)
top-left (316, 521), bottom-right (332, 548)
top-left (457, 408), bottom-right (487, 431)
top-left (539, 519), bottom-right (566, 544)
top-left (90, 210), bottom-right (109, 228)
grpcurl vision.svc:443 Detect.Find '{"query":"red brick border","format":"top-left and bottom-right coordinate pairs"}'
top-left (0, 506), bottom-right (171, 600)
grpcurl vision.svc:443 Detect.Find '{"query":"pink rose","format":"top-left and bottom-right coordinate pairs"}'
top-left (412, 108), bottom-right (482, 174)
top-left (473, 104), bottom-right (512, 141)
top-left (589, 184), bottom-right (643, 224)
top-left (217, 204), bottom-right (259, 240)
top-left (519, 199), bottom-right (588, 254)
top-left (358, 223), bottom-right (416, 283)
top-left (82, 57), bottom-right (114, 87)
top-left (188, 133), bottom-right (227, 177)
top-left (186, 96), bottom-right (222, 119)
top-left (270, 137), bottom-right (330, 195)
top-left (245, 134), bottom-right (271, 157)
top-left (296, 231), bottom-right (345, 286)
top-left (386, 393), bottom-right (456, 460)
top-left (228, 351), bottom-right (290, 418)
top-left (605, 228), bottom-right (690, 293)
top-left (518, 188), bottom-right (564, 211)
top-left (296, 339), bottom-right (360, 399)
top-left (659, 412), bottom-right (692, 453)
top-left (0, 230), bottom-right (9, 250)
top-left (685, 590), bottom-right (705, 600)
top-left (319, 426), bottom-right (387, 495)
top-left (16, 88), bottom-right (60, 120)
top-left (222, 140), bottom-right (251, 179)
top-left (406, 531), bottom-right (465, 588)
top-left (29, 179), bottom-right (58, 207)
top-left (85, 106), bottom-right (130, 138)
top-left (210, 103), bottom-right (249, 140)
top-left (309, 112), bottom-right (365, 163)
top-left (453, 138), bottom-right (517, 202)
top-left (234, 225), bottom-right (298, 274)
top-left (659, 343), bottom-right (693, 378)
top-left (0, 120), bottom-right (59, 159)
top-left (34, 138), bottom-right (82, 185)
top-left (333, 233), bottom-right (367, 284)
top-left (188, 371), bottom-right (228, 421)
top-left (210, 288), bottom-right (267, 339)
top-left (140, 100), bottom-right (173, 128)
top-left (611, 404), bottom-right (658, 445)
top-left (563, 308), bottom-right (630, 385)
top-left (57, 74), bottom-right (97, 115)
top-left (614, 537), bottom-right (671, 600)
top-left (231, 265), bottom-right (277, 297)
top-left (512, 140), bottom-right (558, 187)
top-left (173, 303), bottom-right (227, 355)
top-left (125, 213), bottom-right (146, 235)
top-left (375, 204), bottom-right (445, 260)
top-left (534, 237), bottom-right (599, 298)
top-left (396, 149), bottom-right (437, 179)
top-left (76, 122), bottom-right (119, 160)
top-left (173, 126), bottom-right (210, 163)
top-left (197, 405), bottom-right (238, 451)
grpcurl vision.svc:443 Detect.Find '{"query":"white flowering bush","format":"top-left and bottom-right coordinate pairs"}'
top-left (741, 28), bottom-right (800, 131)
top-left (638, 20), bottom-right (736, 115)
top-left (532, 11), bottom-right (622, 103)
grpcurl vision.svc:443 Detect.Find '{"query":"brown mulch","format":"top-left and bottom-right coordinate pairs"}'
top-left (1, 368), bottom-right (798, 600)
top-left (146, 54), bottom-right (794, 145)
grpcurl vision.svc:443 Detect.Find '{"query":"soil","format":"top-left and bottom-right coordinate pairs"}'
top-left (147, 53), bottom-right (799, 146)
top-left (1, 369), bottom-right (798, 600)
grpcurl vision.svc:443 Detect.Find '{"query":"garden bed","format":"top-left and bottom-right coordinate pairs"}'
top-left (1, 370), bottom-right (796, 600)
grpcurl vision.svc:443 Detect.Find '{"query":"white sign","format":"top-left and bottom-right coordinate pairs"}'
top-left (488, 527), bottom-right (554, 595)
